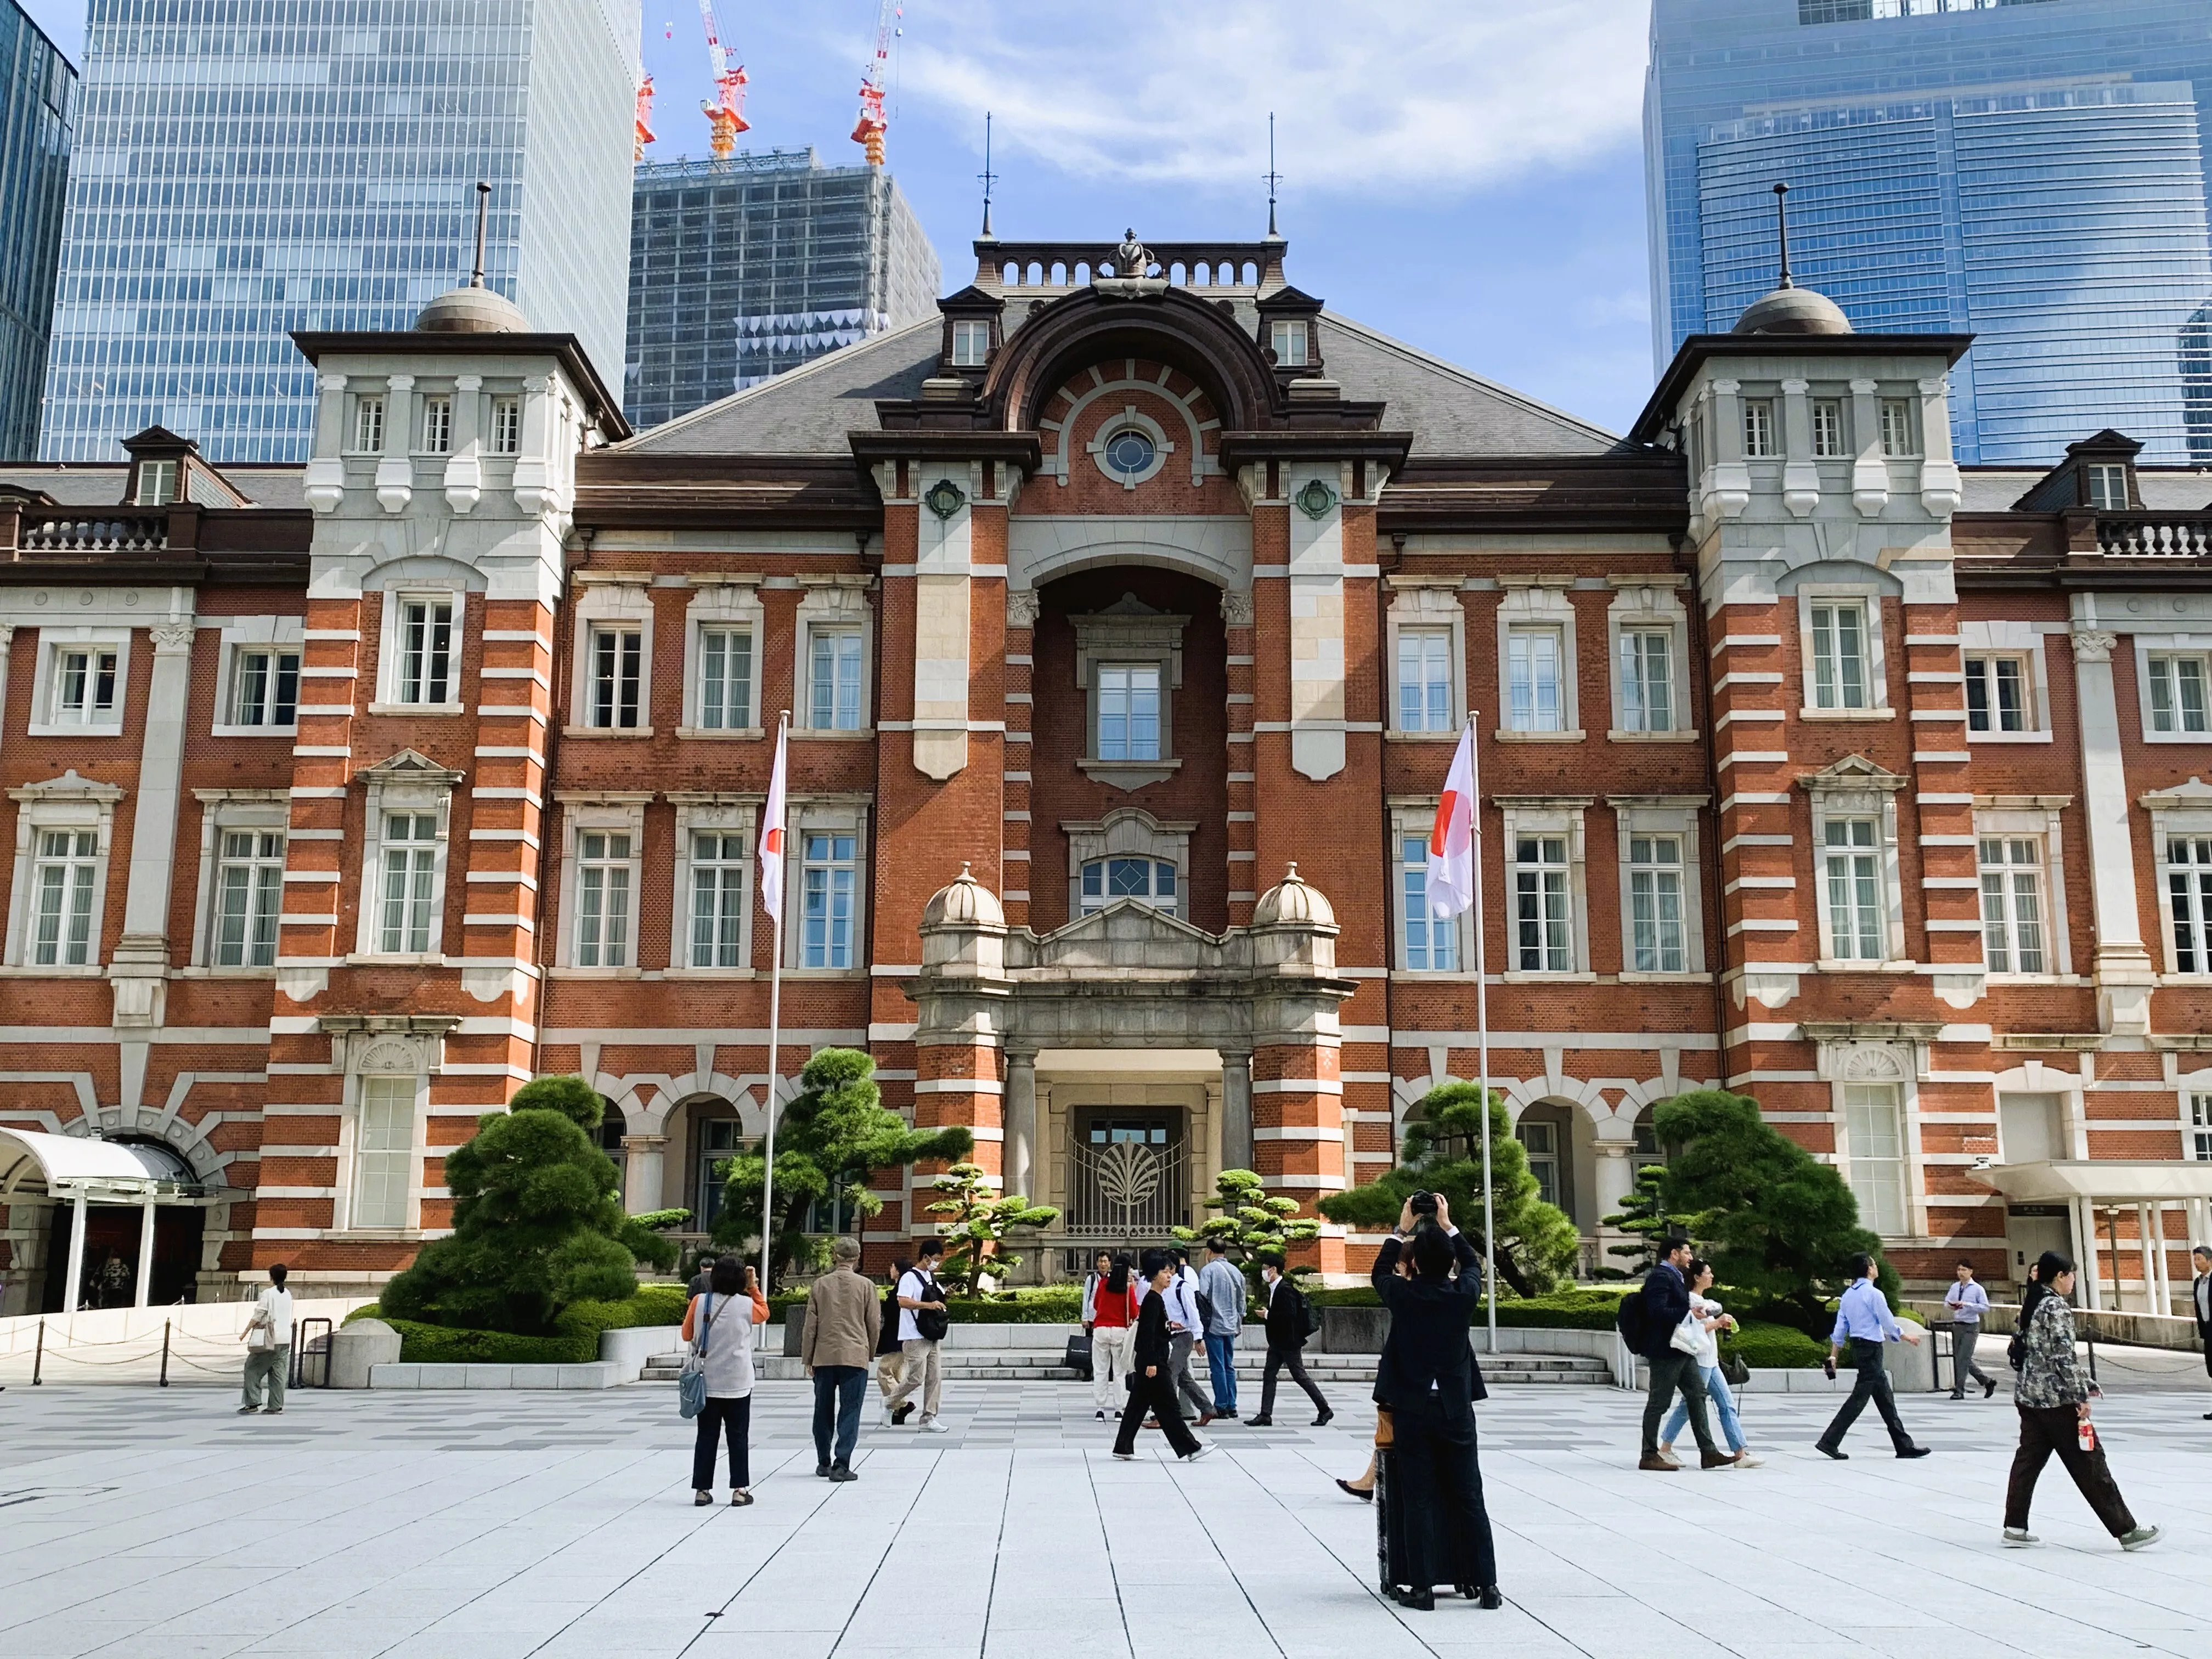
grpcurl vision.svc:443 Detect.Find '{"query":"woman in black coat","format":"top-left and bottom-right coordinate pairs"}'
top-left (1110, 1249), bottom-right (1215, 1464)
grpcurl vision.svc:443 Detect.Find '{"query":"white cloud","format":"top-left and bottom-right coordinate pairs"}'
top-left (891, 0), bottom-right (1647, 195)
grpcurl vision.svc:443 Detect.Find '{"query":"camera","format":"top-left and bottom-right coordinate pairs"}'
top-left (1409, 1190), bottom-right (1439, 1216)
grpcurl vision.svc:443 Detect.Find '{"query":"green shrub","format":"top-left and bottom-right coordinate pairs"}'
top-left (1719, 1321), bottom-right (1826, 1370)
top-left (347, 1284), bottom-right (693, 1365)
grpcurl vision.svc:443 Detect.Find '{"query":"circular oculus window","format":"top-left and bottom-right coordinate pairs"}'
top-left (1101, 427), bottom-right (1157, 478)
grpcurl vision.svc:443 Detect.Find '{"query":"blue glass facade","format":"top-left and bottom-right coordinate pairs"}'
top-left (0, 1), bottom-right (74, 462)
top-left (1646, 0), bottom-right (2212, 463)
top-left (38, 0), bottom-right (639, 465)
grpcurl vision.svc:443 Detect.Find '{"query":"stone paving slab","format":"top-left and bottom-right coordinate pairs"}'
top-left (2, 1379), bottom-right (2208, 1658)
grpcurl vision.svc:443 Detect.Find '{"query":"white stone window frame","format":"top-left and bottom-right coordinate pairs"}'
top-left (1819, 1040), bottom-right (1928, 1242)
top-left (950, 319), bottom-right (992, 368)
top-left (2173, 1065), bottom-right (2212, 1164)
top-left (415, 386), bottom-right (455, 456)
top-left (1605, 577), bottom-right (1695, 742)
top-left (1063, 806), bottom-right (1195, 921)
top-left (1071, 600), bottom-right (1188, 788)
top-left (1609, 794), bottom-right (1708, 980)
top-left (185, 786), bottom-right (288, 973)
top-left (678, 578), bottom-right (765, 740)
top-left (669, 794), bottom-right (760, 976)
top-left (1384, 580), bottom-right (1465, 738)
top-left (369, 582), bottom-right (469, 715)
top-left (781, 795), bottom-right (871, 975)
top-left (2132, 635), bottom-right (2212, 745)
top-left (1805, 770), bottom-right (1911, 971)
top-left (1972, 795), bottom-right (2076, 985)
top-left (2, 771), bottom-right (123, 973)
top-left (331, 1032), bottom-right (441, 1237)
top-left (345, 388), bottom-right (387, 455)
top-left (566, 576), bottom-right (656, 737)
top-left (1087, 406), bottom-right (1175, 490)
top-left (2140, 778), bottom-right (2212, 977)
top-left (1958, 620), bottom-right (2052, 744)
top-left (1796, 584), bottom-right (1893, 720)
top-left (552, 793), bottom-right (651, 975)
top-left (1990, 1060), bottom-right (2089, 1164)
top-left (28, 625), bottom-right (132, 737)
top-left (793, 579), bottom-right (875, 737)
top-left (1042, 374), bottom-right (1213, 489)
top-left (1497, 795), bottom-right (1595, 982)
top-left (1386, 798), bottom-right (1473, 977)
top-left (210, 614), bottom-right (306, 737)
top-left (352, 757), bottom-right (461, 964)
top-left (1494, 578), bottom-right (1583, 742)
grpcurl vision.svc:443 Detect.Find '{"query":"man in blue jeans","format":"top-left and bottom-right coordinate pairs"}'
top-left (1198, 1238), bottom-right (1248, 1419)
top-left (800, 1236), bottom-right (880, 1481)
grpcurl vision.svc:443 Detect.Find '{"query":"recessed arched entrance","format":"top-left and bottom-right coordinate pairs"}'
top-left (1, 1129), bottom-right (222, 1315)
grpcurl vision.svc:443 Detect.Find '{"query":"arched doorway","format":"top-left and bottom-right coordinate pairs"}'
top-left (1, 1130), bottom-right (215, 1314)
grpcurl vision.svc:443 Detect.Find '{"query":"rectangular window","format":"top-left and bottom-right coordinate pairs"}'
top-left (30, 828), bottom-right (99, 966)
top-left (1080, 857), bottom-right (1178, 917)
top-left (353, 395), bottom-right (385, 452)
top-left (353, 1074), bottom-right (416, 1231)
top-left (1097, 663), bottom-right (1163, 759)
top-left (1628, 834), bottom-right (1686, 973)
top-left (1979, 836), bottom-right (2046, 975)
top-left (573, 831), bottom-right (632, 967)
top-left (588, 626), bottom-right (643, 729)
top-left (2168, 836), bottom-right (2212, 973)
top-left (1878, 398), bottom-right (1915, 456)
top-left (212, 829), bottom-right (284, 968)
top-left (689, 832), bottom-right (748, 967)
top-left (697, 1120), bottom-right (742, 1224)
top-left (1396, 629), bottom-right (1453, 732)
top-left (136, 458), bottom-right (178, 505)
top-left (2147, 654), bottom-right (2210, 734)
top-left (1824, 817), bottom-right (1885, 961)
top-left (1512, 834), bottom-right (1572, 972)
top-left (1963, 655), bottom-right (2028, 733)
top-left (950, 319), bottom-right (990, 366)
top-left (1741, 398), bottom-right (1775, 458)
top-left (1618, 629), bottom-right (1674, 732)
top-left (1400, 834), bottom-right (1458, 971)
top-left (809, 627), bottom-right (864, 731)
top-left (1809, 600), bottom-right (1870, 710)
top-left (1506, 625), bottom-right (1565, 732)
top-left (1269, 319), bottom-right (1308, 368)
top-left (802, 832), bottom-right (857, 969)
top-left (53, 647), bottom-right (120, 724)
top-left (491, 396), bottom-right (521, 454)
top-left (2086, 463), bottom-right (2128, 510)
top-left (1843, 1082), bottom-right (1908, 1235)
top-left (1811, 398), bottom-right (1844, 458)
top-left (230, 649), bottom-right (300, 727)
top-left (697, 628), bottom-right (753, 730)
top-left (395, 599), bottom-right (454, 705)
top-left (420, 395), bottom-right (452, 454)
top-left (378, 812), bottom-right (438, 954)
top-left (1517, 1121), bottom-right (1560, 1209)
top-left (2191, 1095), bottom-right (2212, 1163)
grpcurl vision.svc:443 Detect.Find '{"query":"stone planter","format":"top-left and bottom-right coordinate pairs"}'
top-left (1320, 1304), bottom-right (1390, 1353)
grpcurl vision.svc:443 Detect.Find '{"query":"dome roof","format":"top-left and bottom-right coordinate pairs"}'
top-left (415, 280), bottom-right (530, 335)
top-left (1252, 862), bottom-right (1335, 929)
top-left (1732, 281), bottom-right (1852, 337)
top-left (921, 863), bottom-right (1006, 930)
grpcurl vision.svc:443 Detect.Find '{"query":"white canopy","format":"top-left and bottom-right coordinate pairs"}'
top-left (1967, 1159), bottom-right (2212, 1205)
top-left (0, 1127), bottom-right (199, 1200)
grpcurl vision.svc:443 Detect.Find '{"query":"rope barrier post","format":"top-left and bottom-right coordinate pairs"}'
top-left (159, 1320), bottom-right (171, 1388)
top-left (33, 1317), bottom-right (43, 1385)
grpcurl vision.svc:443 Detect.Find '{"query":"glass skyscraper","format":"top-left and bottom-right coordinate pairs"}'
top-left (1646, 0), bottom-right (2212, 464)
top-left (39, 0), bottom-right (640, 465)
top-left (0, 1), bottom-right (74, 462)
top-left (625, 148), bottom-right (940, 432)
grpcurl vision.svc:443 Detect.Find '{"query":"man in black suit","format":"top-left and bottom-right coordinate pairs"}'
top-left (1639, 1235), bottom-right (1734, 1471)
top-left (2193, 1244), bottom-right (2212, 1421)
top-left (1371, 1194), bottom-right (1499, 1612)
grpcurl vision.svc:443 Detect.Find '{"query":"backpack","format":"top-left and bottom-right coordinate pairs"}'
top-left (911, 1271), bottom-right (950, 1342)
top-left (1614, 1286), bottom-right (1646, 1346)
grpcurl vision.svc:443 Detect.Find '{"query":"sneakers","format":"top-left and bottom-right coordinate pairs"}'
top-left (891, 1402), bottom-right (914, 1426)
top-left (1731, 1452), bottom-right (1763, 1469)
top-left (919, 1416), bottom-right (950, 1435)
top-left (815, 1461), bottom-right (831, 1478)
top-left (1111, 1451), bottom-right (1136, 1462)
top-left (1182, 1442), bottom-right (1215, 1463)
top-left (2002, 1527), bottom-right (2039, 1548)
top-left (236, 1406), bottom-right (261, 1415)
top-left (730, 1489), bottom-right (753, 1506)
top-left (2119, 1526), bottom-right (2162, 1553)
top-left (693, 1490), bottom-right (714, 1507)
top-left (827, 1465), bottom-right (859, 1484)
top-left (1637, 1454), bottom-right (1679, 1472)
top-left (878, 1406), bottom-right (894, 1429)
top-left (1094, 1409), bottom-right (1106, 1420)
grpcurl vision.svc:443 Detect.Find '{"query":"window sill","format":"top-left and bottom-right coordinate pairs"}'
top-left (1607, 729), bottom-right (1701, 744)
top-left (345, 952), bottom-right (447, 968)
top-left (780, 967), bottom-right (868, 979)
top-left (674, 726), bottom-right (765, 741)
top-left (0, 963), bottom-right (104, 977)
top-left (1385, 729), bottom-right (1462, 743)
top-left (2139, 731), bottom-right (2212, 745)
top-left (1813, 959), bottom-right (1916, 973)
top-left (1492, 728), bottom-right (1585, 743)
top-left (1965, 730), bottom-right (2052, 745)
top-left (327, 1228), bottom-right (424, 1243)
top-left (1618, 970), bottom-right (1712, 984)
top-left (563, 725), bottom-right (656, 740)
top-left (666, 966), bottom-right (760, 979)
top-left (210, 723), bottom-right (300, 739)
top-left (178, 966), bottom-right (280, 979)
top-left (26, 722), bottom-right (124, 739)
top-left (1501, 970), bottom-right (1598, 984)
top-left (1079, 757), bottom-right (1182, 789)
top-left (793, 727), bottom-right (874, 740)
top-left (1798, 707), bottom-right (1896, 721)
top-left (365, 702), bottom-right (464, 718)
top-left (550, 966), bottom-right (644, 979)
top-left (1984, 973), bottom-right (2086, 989)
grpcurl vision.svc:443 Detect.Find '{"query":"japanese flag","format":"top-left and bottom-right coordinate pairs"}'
top-left (759, 718), bottom-right (788, 923)
top-left (1425, 724), bottom-right (1478, 918)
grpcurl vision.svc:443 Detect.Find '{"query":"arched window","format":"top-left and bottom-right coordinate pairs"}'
top-left (1080, 855), bottom-right (1178, 917)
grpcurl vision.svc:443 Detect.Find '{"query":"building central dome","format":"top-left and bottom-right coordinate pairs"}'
top-left (414, 281), bottom-right (530, 335)
top-left (1732, 281), bottom-right (1852, 337)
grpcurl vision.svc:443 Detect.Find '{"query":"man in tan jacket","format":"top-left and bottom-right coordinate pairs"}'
top-left (802, 1234), bottom-right (882, 1481)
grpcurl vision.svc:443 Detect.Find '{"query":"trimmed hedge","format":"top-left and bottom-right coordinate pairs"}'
top-left (345, 1283), bottom-right (691, 1365)
top-left (1719, 1321), bottom-right (1827, 1370)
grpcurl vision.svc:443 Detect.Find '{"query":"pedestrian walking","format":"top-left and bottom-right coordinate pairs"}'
top-left (1086, 1253), bottom-right (1141, 1419)
top-left (1656, 1258), bottom-right (1758, 1468)
top-left (874, 1254), bottom-right (912, 1425)
top-left (687, 1254), bottom-right (718, 1299)
top-left (1815, 1253), bottom-right (1929, 1461)
top-left (1197, 1238), bottom-right (1246, 1420)
top-left (802, 1235), bottom-right (880, 1483)
top-left (1110, 1249), bottom-right (1214, 1464)
top-left (2191, 1245), bottom-right (2211, 1421)
top-left (1372, 1197), bottom-right (1499, 1611)
top-left (238, 1263), bottom-right (294, 1415)
top-left (881, 1239), bottom-right (951, 1434)
top-left (684, 1256), bottom-right (768, 1505)
top-left (1634, 1236), bottom-right (1736, 1470)
top-left (1161, 1246), bottom-right (1216, 1425)
top-left (1944, 1259), bottom-right (1999, 1400)
top-left (1245, 1253), bottom-right (1331, 1427)
top-left (2003, 1250), bottom-right (2160, 1551)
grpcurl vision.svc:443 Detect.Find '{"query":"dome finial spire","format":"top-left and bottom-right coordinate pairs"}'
top-left (470, 181), bottom-right (490, 289)
top-left (1771, 180), bottom-right (1794, 291)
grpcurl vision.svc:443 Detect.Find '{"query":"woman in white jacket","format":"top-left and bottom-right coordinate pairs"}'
top-left (1657, 1258), bottom-right (1757, 1468)
top-left (685, 1256), bottom-right (769, 1505)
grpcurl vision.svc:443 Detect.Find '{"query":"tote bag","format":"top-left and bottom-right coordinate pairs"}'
top-left (679, 1294), bottom-right (720, 1419)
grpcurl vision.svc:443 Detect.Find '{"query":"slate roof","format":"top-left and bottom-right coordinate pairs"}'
top-left (1957, 468), bottom-right (2212, 514)
top-left (1314, 313), bottom-right (1618, 455)
top-left (0, 465), bottom-right (308, 511)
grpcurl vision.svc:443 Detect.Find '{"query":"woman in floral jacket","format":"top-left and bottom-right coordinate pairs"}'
top-left (2004, 1250), bottom-right (2159, 1551)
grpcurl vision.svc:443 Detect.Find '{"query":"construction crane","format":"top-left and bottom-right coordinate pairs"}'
top-left (698, 0), bottom-right (751, 159)
top-left (851, 0), bottom-right (901, 165)
top-left (634, 76), bottom-right (657, 161)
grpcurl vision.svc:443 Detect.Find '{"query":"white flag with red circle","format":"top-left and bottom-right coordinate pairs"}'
top-left (759, 719), bottom-right (789, 923)
top-left (1426, 724), bottom-right (1477, 918)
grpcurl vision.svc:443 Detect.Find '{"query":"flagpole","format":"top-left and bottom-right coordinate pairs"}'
top-left (1469, 713), bottom-right (1496, 1355)
top-left (758, 710), bottom-right (790, 1288)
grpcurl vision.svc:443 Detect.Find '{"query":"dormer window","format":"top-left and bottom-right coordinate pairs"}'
top-left (2086, 463), bottom-right (2128, 510)
top-left (135, 459), bottom-right (178, 506)
top-left (1269, 319), bottom-right (1308, 368)
top-left (950, 319), bottom-right (991, 367)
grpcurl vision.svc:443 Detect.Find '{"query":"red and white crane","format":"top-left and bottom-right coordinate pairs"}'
top-left (850, 0), bottom-right (900, 165)
top-left (634, 75), bottom-right (657, 161)
top-left (698, 0), bottom-right (751, 159)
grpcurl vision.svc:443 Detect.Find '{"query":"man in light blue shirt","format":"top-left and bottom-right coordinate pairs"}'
top-left (1943, 1260), bottom-right (1997, 1400)
top-left (1198, 1239), bottom-right (1249, 1419)
top-left (1816, 1253), bottom-right (1928, 1460)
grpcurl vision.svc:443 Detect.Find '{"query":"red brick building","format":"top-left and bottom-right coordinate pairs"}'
top-left (3, 235), bottom-right (2209, 1316)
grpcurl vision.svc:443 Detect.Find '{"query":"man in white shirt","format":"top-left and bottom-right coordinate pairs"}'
top-left (239, 1263), bottom-right (295, 1415)
top-left (881, 1239), bottom-right (950, 1433)
top-left (1160, 1248), bottom-right (1216, 1425)
top-left (1943, 1259), bottom-right (1996, 1400)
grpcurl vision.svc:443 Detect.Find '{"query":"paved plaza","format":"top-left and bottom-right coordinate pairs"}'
top-left (2, 1378), bottom-right (2209, 1659)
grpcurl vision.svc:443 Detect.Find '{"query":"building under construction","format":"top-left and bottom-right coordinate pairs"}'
top-left (624, 148), bottom-right (940, 432)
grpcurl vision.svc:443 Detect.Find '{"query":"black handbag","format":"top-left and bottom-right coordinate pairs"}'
top-left (1064, 1333), bottom-right (1094, 1381)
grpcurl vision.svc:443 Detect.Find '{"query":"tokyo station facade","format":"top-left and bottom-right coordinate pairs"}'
top-left (4, 228), bottom-right (2212, 1318)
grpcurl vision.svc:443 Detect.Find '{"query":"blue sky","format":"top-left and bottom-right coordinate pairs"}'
top-left (21, 0), bottom-right (1656, 433)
